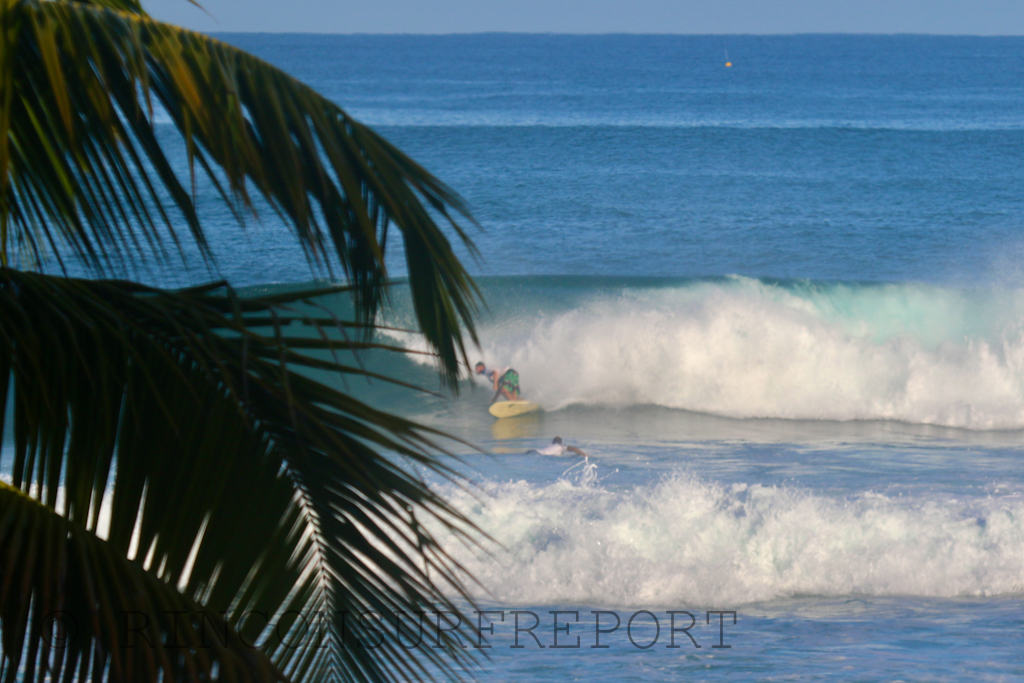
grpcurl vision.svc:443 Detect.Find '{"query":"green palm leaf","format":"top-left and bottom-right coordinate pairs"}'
top-left (0, 0), bottom-right (480, 385)
top-left (0, 270), bottom-right (488, 683)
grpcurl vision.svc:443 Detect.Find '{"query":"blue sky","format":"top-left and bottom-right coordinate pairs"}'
top-left (147, 0), bottom-right (1024, 35)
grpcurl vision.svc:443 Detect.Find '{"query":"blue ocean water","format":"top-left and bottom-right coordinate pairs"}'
top-left (173, 34), bottom-right (1024, 289)
top-left (59, 34), bottom-right (1024, 680)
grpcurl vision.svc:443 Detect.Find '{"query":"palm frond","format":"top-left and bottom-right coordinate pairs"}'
top-left (0, 270), bottom-right (489, 683)
top-left (1, 0), bottom-right (480, 385)
top-left (0, 481), bottom-right (288, 683)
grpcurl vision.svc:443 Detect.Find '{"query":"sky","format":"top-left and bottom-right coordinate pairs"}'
top-left (147, 0), bottom-right (1024, 35)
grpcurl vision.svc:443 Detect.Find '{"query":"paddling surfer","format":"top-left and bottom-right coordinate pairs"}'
top-left (530, 437), bottom-right (588, 457)
top-left (475, 362), bottom-right (520, 402)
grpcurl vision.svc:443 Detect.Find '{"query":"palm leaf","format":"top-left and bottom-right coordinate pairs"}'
top-left (0, 269), bottom-right (489, 683)
top-left (0, 0), bottom-right (481, 385)
top-left (0, 481), bottom-right (288, 683)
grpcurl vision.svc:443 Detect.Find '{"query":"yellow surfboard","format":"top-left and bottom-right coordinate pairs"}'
top-left (489, 400), bottom-right (541, 419)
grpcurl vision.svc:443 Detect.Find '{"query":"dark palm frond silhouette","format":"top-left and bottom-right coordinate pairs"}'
top-left (0, 1), bottom-right (489, 681)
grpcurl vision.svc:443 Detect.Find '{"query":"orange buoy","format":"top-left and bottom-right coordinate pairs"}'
top-left (725, 62), bottom-right (732, 67)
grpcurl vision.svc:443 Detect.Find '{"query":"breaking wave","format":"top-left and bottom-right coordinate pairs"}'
top-left (446, 276), bottom-right (1024, 430)
top-left (436, 470), bottom-right (1024, 606)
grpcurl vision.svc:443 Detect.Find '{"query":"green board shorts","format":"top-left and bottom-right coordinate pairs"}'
top-left (499, 369), bottom-right (520, 395)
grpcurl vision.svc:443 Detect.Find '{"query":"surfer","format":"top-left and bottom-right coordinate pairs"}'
top-left (530, 437), bottom-right (588, 457)
top-left (475, 362), bottom-right (520, 402)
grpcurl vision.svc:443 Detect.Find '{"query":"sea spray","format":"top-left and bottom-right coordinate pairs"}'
top-left (430, 470), bottom-right (1024, 607)
top-left (432, 276), bottom-right (1024, 429)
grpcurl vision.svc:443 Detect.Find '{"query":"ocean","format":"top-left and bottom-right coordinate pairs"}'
top-left (58, 33), bottom-right (1024, 679)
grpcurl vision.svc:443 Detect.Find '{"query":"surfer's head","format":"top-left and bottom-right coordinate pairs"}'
top-left (552, 437), bottom-right (563, 444)
top-left (474, 362), bottom-right (486, 375)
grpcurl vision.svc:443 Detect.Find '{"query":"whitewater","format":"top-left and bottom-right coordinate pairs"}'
top-left (436, 473), bottom-right (1024, 606)
top-left (381, 276), bottom-right (1024, 429)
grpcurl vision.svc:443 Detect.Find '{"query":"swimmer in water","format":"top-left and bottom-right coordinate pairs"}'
top-left (529, 436), bottom-right (588, 457)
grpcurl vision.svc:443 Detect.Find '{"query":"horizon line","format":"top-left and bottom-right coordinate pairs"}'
top-left (204, 31), bottom-right (1024, 38)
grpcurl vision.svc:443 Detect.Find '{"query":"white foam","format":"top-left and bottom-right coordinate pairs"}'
top-left (434, 472), bottom-right (1024, 607)
top-left (474, 277), bottom-right (1024, 429)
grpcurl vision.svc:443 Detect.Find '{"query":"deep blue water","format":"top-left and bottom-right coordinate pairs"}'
top-left (89, 34), bottom-right (1024, 681)
top-left (160, 33), bottom-right (1024, 292)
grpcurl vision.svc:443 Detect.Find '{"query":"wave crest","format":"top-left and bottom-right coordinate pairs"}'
top-left (473, 277), bottom-right (1024, 429)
